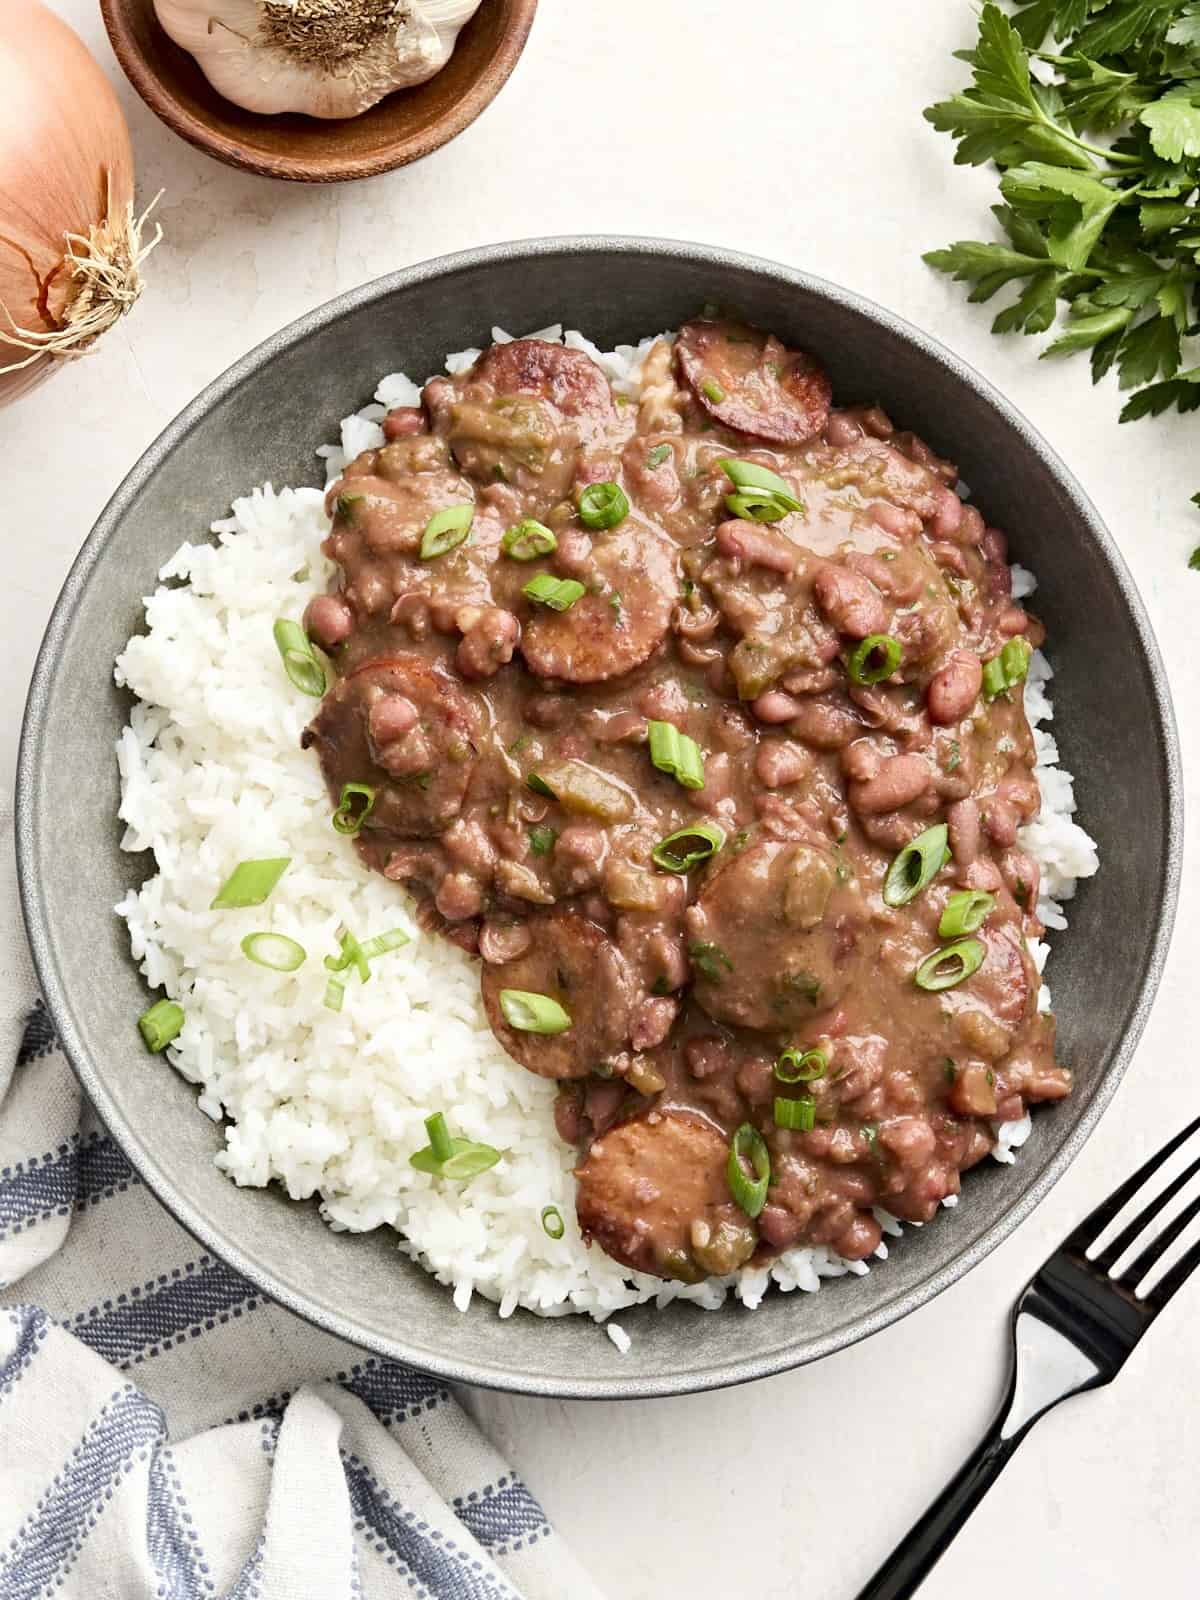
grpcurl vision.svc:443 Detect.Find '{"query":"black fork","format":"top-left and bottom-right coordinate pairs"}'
top-left (856, 1116), bottom-right (1200, 1600)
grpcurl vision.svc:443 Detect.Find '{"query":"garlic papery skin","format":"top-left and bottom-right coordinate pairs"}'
top-left (152, 0), bottom-right (484, 120)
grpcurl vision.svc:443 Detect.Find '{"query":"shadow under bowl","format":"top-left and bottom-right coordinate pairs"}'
top-left (17, 238), bottom-right (1182, 1398)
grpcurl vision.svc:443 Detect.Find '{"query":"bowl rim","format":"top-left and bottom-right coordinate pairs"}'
top-left (17, 236), bottom-right (1184, 1398)
top-left (98, 0), bottom-right (539, 183)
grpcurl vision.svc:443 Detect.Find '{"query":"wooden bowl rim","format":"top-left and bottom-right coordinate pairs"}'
top-left (99, 0), bottom-right (538, 183)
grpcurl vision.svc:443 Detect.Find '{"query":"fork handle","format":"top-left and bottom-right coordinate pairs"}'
top-left (852, 1407), bottom-right (1024, 1600)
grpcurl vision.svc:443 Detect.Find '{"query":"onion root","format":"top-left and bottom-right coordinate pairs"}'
top-left (0, 178), bottom-right (162, 375)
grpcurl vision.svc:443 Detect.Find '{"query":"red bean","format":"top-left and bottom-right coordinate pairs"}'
top-left (434, 871), bottom-right (483, 922)
top-left (389, 592), bottom-right (431, 638)
top-left (715, 518), bottom-right (798, 574)
top-left (751, 689), bottom-right (805, 724)
top-left (841, 739), bottom-right (881, 783)
top-left (927, 650), bottom-right (982, 725)
top-left (860, 406), bottom-right (893, 438)
top-left (983, 800), bottom-right (1019, 848)
top-left (997, 606), bottom-right (1029, 636)
top-left (824, 413), bottom-right (864, 447)
top-left (947, 798), bottom-right (981, 867)
top-left (784, 697), bottom-right (862, 749)
top-left (631, 996), bottom-right (679, 1051)
top-left (479, 919), bottom-right (533, 965)
top-left (456, 608), bottom-right (519, 680)
top-left (381, 406), bottom-right (426, 440)
top-left (813, 564), bottom-right (887, 639)
top-left (755, 740), bottom-right (810, 789)
top-left (867, 501), bottom-right (922, 539)
top-left (957, 505), bottom-right (985, 547)
top-left (367, 693), bottom-right (419, 746)
top-left (928, 484), bottom-right (964, 540)
top-left (849, 753), bottom-right (932, 814)
top-left (981, 526), bottom-right (1008, 565)
top-left (304, 594), bottom-right (354, 649)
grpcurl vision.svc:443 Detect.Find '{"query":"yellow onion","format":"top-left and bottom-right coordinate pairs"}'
top-left (0, 1), bottom-right (160, 406)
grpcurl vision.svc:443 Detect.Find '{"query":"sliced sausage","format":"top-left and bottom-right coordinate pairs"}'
top-left (575, 1109), bottom-right (751, 1280)
top-left (686, 837), bottom-right (853, 1029)
top-left (480, 910), bottom-right (638, 1079)
top-left (676, 320), bottom-right (832, 444)
top-left (305, 654), bottom-right (481, 838)
top-left (520, 523), bottom-right (676, 683)
top-left (473, 338), bottom-right (617, 429)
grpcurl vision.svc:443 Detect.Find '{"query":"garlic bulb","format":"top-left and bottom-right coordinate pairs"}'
top-left (153, 0), bottom-right (483, 120)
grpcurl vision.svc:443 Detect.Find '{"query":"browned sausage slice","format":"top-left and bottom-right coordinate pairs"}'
top-left (305, 654), bottom-right (481, 838)
top-left (686, 835), bottom-right (855, 1029)
top-left (676, 320), bottom-right (831, 444)
top-left (473, 339), bottom-right (617, 428)
top-left (480, 910), bottom-right (638, 1079)
top-left (520, 523), bottom-right (676, 684)
top-left (575, 1109), bottom-right (752, 1280)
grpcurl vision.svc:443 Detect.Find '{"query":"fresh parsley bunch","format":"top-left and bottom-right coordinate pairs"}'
top-left (924, 1), bottom-right (1200, 565)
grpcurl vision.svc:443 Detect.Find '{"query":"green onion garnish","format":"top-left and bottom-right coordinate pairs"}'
top-left (982, 636), bottom-right (1032, 701)
top-left (324, 928), bottom-right (370, 983)
top-left (332, 782), bottom-right (377, 836)
top-left (914, 937), bottom-right (986, 993)
top-left (526, 773), bottom-right (556, 799)
top-left (883, 824), bottom-right (949, 908)
top-left (323, 978), bottom-right (345, 1012)
top-left (846, 633), bottom-right (903, 685)
top-left (646, 443), bottom-right (672, 469)
top-left (273, 619), bottom-right (326, 698)
top-left (502, 519), bottom-right (557, 561)
top-left (718, 458), bottom-right (804, 523)
top-left (420, 503), bottom-right (474, 560)
top-left (334, 493), bottom-right (362, 520)
top-left (775, 1046), bottom-right (828, 1083)
top-left (727, 1123), bottom-right (770, 1218)
top-left (240, 932), bottom-right (307, 972)
top-left (541, 1205), bottom-right (565, 1239)
top-left (138, 998), bottom-right (184, 1053)
top-left (939, 889), bottom-right (996, 938)
top-left (689, 941), bottom-right (733, 983)
top-left (499, 989), bottom-right (572, 1034)
top-left (409, 1111), bottom-right (501, 1182)
top-left (651, 821), bottom-right (725, 873)
top-left (700, 378), bottom-right (726, 404)
top-left (774, 1095), bottom-right (816, 1132)
top-left (210, 858), bottom-right (290, 910)
top-left (577, 481), bottom-right (629, 530)
top-left (358, 928), bottom-right (411, 961)
top-left (647, 719), bottom-right (705, 790)
top-left (528, 825), bottom-right (558, 856)
top-left (523, 574), bottom-right (586, 611)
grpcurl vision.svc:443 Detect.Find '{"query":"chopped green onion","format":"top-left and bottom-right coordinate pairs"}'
top-left (138, 998), bottom-right (184, 1053)
top-left (651, 821), bottom-right (725, 873)
top-left (523, 574), bottom-right (586, 611)
top-left (577, 481), bottom-right (629, 530)
top-left (727, 1123), bottom-right (770, 1218)
top-left (502, 519), bottom-right (557, 561)
top-left (646, 443), bottom-right (672, 469)
top-left (541, 1205), bottom-right (565, 1239)
top-left (499, 989), bottom-right (572, 1034)
top-left (323, 978), bottom-right (345, 1012)
top-left (775, 1046), bottom-right (828, 1084)
top-left (689, 941), bottom-right (733, 983)
top-left (528, 824), bottom-right (558, 856)
top-left (982, 637), bottom-right (1032, 701)
top-left (324, 928), bottom-right (370, 982)
top-left (774, 1095), bottom-right (816, 1132)
top-left (526, 773), bottom-right (556, 799)
top-left (240, 932), bottom-right (306, 972)
top-left (420, 503), bottom-right (473, 559)
top-left (358, 928), bottom-right (411, 961)
top-left (273, 619), bottom-right (326, 697)
top-left (914, 937), bottom-right (986, 993)
top-left (647, 719), bottom-right (705, 790)
top-left (210, 858), bottom-right (290, 910)
top-left (700, 378), bottom-right (726, 404)
top-left (334, 493), bottom-right (363, 520)
top-left (332, 782), bottom-right (376, 836)
top-left (725, 489), bottom-right (791, 522)
top-left (846, 633), bottom-right (903, 685)
top-left (719, 458), bottom-right (801, 503)
top-left (409, 1112), bottom-right (501, 1182)
top-left (939, 889), bottom-right (996, 938)
top-left (883, 824), bottom-right (949, 908)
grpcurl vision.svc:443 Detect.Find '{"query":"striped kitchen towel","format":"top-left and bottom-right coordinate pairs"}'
top-left (0, 826), bottom-right (602, 1600)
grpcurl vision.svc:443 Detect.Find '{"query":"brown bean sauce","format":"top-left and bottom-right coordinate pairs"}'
top-left (302, 320), bottom-right (1069, 1284)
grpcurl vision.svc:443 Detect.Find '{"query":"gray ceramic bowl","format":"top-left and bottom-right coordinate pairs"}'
top-left (17, 238), bottom-right (1182, 1399)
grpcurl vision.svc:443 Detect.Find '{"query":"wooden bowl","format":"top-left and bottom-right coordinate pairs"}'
top-left (99, 0), bottom-right (538, 183)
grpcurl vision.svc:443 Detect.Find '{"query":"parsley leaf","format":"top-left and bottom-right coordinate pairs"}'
top-left (925, 1), bottom-right (1200, 568)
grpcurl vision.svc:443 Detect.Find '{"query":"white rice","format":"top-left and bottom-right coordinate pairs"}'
top-left (114, 327), bottom-right (1098, 1327)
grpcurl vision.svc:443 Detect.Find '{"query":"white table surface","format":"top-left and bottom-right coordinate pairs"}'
top-left (13, 3), bottom-right (1199, 1595)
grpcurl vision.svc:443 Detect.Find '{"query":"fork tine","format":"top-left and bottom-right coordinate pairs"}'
top-left (1117, 1184), bottom-right (1200, 1294)
top-left (1062, 1114), bottom-right (1200, 1257)
top-left (1092, 1150), bottom-right (1200, 1273)
top-left (1145, 1229), bottom-right (1200, 1312)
